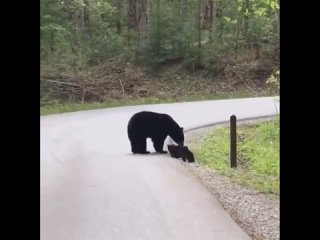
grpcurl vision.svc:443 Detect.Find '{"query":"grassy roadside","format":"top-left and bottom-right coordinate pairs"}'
top-left (195, 117), bottom-right (280, 194)
top-left (41, 90), bottom-right (271, 116)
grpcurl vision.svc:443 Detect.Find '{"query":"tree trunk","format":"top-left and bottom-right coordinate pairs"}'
top-left (176, 0), bottom-right (182, 52)
top-left (63, 0), bottom-right (78, 54)
top-left (114, 0), bottom-right (122, 34)
top-left (275, 2), bottom-right (280, 53)
top-left (181, 0), bottom-right (188, 18)
top-left (64, 0), bottom-right (75, 23)
top-left (155, 0), bottom-right (160, 56)
top-left (197, 0), bottom-right (202, 65)
top-left (180, 0), bottom-right (188, 35)
top-left (215, 1), bottom-right (223, 42)
top-left (50, 30), bottom-right (55, 52)
top-left (137, 0), bottom-right (148, 33)
top-left (243, 0), bottom-right (249, 46)
top-left (128, 0), bottom-right (137, 30)
top-left (83, 0), bottom-right (91, 38)
top-left (209, 0), bottom-right (214, 42)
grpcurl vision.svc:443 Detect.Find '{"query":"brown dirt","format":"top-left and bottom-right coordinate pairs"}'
top-left (40, 57), bottom-right (278, 104)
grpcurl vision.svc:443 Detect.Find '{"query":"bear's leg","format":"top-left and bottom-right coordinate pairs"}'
top-left (152, 136), bottom-right (167, 154)
top-left (131, 138), bottom-right (150, 154)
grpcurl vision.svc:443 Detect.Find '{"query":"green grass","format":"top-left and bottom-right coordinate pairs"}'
top-left (195, 118), bottom-right (279, 194)
top-left (41, 90), bottom-right (272, 116)
top-left (41, 97), bottom-right (161, 116)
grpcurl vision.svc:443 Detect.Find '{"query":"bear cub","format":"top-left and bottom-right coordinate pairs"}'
top-left (167, 144), bottom-right (195, 163)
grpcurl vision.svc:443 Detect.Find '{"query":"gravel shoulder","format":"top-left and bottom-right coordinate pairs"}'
top-left (177, 121), bottom-right (280, 240)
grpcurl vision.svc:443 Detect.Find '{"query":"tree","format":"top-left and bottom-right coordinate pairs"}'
top-left (128, 0), bottom-right (137, 30)
top-left (40, 0), bottom-right (279, 70)
top-left (114, 0), bottom-right (122, 34)
top-left (197, 0), bottom-right (203, 65)
top-left (209, 0), bottom-right (214, 42)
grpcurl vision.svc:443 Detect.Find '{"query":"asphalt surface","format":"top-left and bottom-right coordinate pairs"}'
top-left (41, 97), bottom-right (279, 240)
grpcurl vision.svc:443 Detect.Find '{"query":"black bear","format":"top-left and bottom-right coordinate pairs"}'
top-left (167, 144), bottom-right (181, 158)
top-left (167, 145), bottom-right (195, 163)
top-left (127, 111), bottom-right (184, 154)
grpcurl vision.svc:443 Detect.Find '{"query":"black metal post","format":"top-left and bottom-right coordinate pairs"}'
top-left (230, 115), bottom-right (237, 168)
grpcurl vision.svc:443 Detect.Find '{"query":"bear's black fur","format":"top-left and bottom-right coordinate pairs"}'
top-left (167, 144), bottom-right (195, 162)
top-left (127, 111), bottom-right (184, 154)
top-left (167, 144), bottom-right (181, 158)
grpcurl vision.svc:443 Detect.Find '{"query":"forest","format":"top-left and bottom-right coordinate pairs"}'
top-left (40, 0), bottom-right (280, 106)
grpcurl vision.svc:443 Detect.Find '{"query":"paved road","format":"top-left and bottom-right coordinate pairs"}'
top-left (41, 97), bottom-right (279, 240)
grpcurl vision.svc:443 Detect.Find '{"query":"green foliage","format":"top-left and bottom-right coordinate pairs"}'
top-left (266, 69), bottom-right (280, 90)
top-left (41, 0), bottom-right (121, 68)
top-left (40, 0), bottom-right (279, 72)
top-left (137, 1), bottom-right (196, 66)
top-left (196, 118), bottom-right (280, 194)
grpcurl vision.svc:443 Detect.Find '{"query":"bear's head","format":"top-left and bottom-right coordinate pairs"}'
top-left (170, 127), bottom-right (184, 146)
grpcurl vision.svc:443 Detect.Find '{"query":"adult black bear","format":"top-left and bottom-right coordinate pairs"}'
top-left (127, 111), bottom-right (184, 154)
